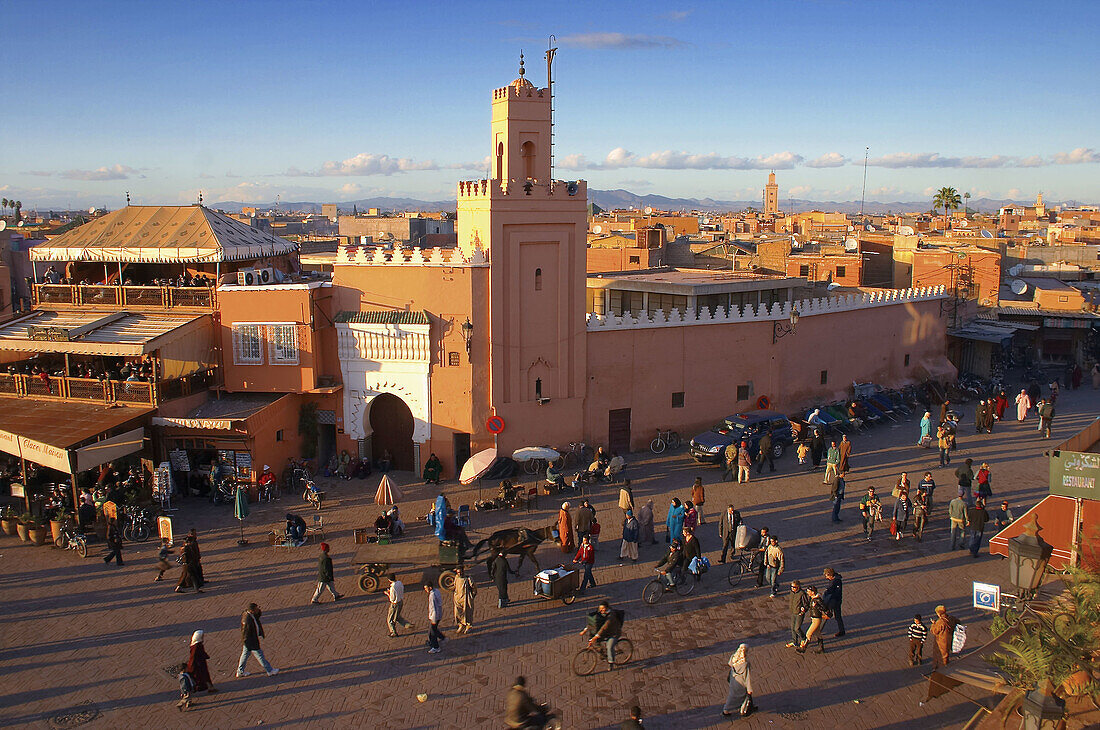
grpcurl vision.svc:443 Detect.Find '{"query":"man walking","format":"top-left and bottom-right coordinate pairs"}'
top-left (930, 605), bottom-right (958, 670)
top-left (756, 430), bottom-right (775, 474)
top-left (723, 442), bottom-right (738, 482)
top-left (491, 550), bottom-right (511, 608)
top-left (573, 534), bottom-right (597, 594)
top-left (425, 583), bottom-right (445, 654)
top-left (310, 543), bottom-right (343, 604)
top-left (948, 490), bottom-right (968, 550)
top-left (237, 603), bottom-right (277, 677)
top-left (1038, 399), bottom-right (1055, 439)
top-left (737, 441), bottom-right (752, 484)
top-left (453, 565), bottom-right (477, 634)
top-left (763, 536), bottom-right (785, 597)
top-left (103, 517), bottom-right (124, 566)
top-left (575, 500), bottom-right (596, 541)
top-left (838, 434), bottom-right (852, 475)
top-left (753, 526), bottom-right (772, 587)
top-left (718, 504), bottom-right (743, 563)
top-left (955, 459), bottom-right (975, 506)
top-left (918, 472), bottom-right (937, 510)
top-left (859, 487), bottom-right (881, 541)
top-left (823, 567), bottom-right (845, 636)
top-left (386, 574), bottom-right (414, 637)
top-left (823, 441), bottom-right (840, 484)
top-left (912, 490), bottom-right (929, 541)
top-left (830, 475), bottom-right (845, 523)
top-left (967, 497), bottom-right (990, 558)
top-left (786, 580), bottom-right (809, 648)
top-left (620, 510), bottom-right (639, 564)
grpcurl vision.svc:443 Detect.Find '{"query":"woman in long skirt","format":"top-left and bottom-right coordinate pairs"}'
top-left (637, 499), bottom-right (656, 545)
top-left (722, 643), bottom-right (755, 718)
top-left (620, 510), bottom-right (639, 563)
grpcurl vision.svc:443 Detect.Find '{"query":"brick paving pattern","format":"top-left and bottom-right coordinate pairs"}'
top-left (2, 387), bottom-right (1095, 729)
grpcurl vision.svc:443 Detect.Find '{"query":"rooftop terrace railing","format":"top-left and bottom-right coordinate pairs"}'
top-left (32, 284), bottom-right (216, 310)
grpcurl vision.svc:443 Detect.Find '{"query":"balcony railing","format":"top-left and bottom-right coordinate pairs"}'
top-left (0, 373), bottom-right (156, 407)
top-left (32, 284), bottom-right (216, 310)
top-left (157, 368), bottom-right (217, 401)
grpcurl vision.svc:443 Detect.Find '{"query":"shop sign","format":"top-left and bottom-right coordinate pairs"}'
top-left (1050, 449), bottom-right (1100, 499)
top-left (18, 436), bottom-right (73, 473)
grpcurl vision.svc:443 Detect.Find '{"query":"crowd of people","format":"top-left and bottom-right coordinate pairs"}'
top-left (39, 265), bottom-right (215, 288)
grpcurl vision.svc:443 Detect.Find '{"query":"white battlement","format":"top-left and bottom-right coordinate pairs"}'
top-left (336, 244), bottom-right (488, 267)
top-left (585, 286), bottom-right (949, 331)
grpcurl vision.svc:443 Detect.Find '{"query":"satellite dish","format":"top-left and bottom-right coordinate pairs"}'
top-left (1011, 280), bottom-right (1029, 295)
top-left (88, 207), bottom-right (97, 214)
top-left (790, 236), bottom-right (801, 249)
top-left (0, 220), bottom-right (5, 231)
top-left (844, 237), bottom-right (858, 252)
top-left (644, 207), bottom-right (653, 215)
top-left (847, 226), bottom-right (854, 232)
top-left (980, 229), bottom-right (994, 239)
top-left (958, 219), bottom-right (968, 227)
top-left (827, 282), bottom-right (841, 291)
top-left (593, 225), bottom-right (602, 234)
top-left (898, 225), bottom-right (915, 235)
top-left (1008, 264), bottom-right (1023, 277)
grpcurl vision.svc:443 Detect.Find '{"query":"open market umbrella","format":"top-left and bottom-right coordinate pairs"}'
top-left (233, 485), bottom-right (249, 546)
top-left (511, 446), bottom-right (560, 463)
top-left (460, 447), bottom-right (498, 500)
top-left (374, 474), bottom-right (402, 506)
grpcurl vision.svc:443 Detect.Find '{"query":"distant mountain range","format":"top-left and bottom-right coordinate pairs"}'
top-left (211, 191), bottom-right (1086, 216)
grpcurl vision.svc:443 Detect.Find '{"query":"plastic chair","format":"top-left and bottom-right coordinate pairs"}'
top-left (457, 505), bottom-right (471, 528)
top-left (526, 487), bottom-right (539, 512)
top-left (307, 514), bottom-right (325, 541)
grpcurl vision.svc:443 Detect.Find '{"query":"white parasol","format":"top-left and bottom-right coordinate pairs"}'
top-left (459, 448), bottom-right (498, 485)
top-left (374, 474), bottom-right (402, 506)
top-left (511, 446), bottom-right (560, 463)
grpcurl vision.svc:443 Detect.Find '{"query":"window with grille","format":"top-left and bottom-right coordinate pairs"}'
top-left (269, 324), bottom-right (299, 364)
top-left (736, 385), bottom-right (750, 401)
top-left (232, 324), bottom-right (263, 364)
top-left (448, 352), bottom-right (460, 367)
top-left (836, 266), bottom-right (847, 278)
top-left (672, 392), bottom-right (685, 408)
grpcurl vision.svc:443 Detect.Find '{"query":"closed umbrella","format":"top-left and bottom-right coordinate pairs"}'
top-left (233, 485), bottom-right (249, 546)
top-left (374, 474), bottom-right (402, 506)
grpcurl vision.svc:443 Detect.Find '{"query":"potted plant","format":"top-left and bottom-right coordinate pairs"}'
top-left (0, 505), bottom-right (16, 536)
top-left (27, 515), bottom-right (49, 546)
top-left (16, 512), bottom-right (33, 542)
top-left (50, 508), bottom-right (72, 544)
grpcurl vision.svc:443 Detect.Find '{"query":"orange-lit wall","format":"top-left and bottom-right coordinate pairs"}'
top-left (785, 254), bottom-right (863, 286)
top-left (909, 250), bottom-right (1002, 305)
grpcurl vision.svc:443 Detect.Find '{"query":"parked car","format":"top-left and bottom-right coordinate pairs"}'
top-left (688, 410), bottom-right (794, 464)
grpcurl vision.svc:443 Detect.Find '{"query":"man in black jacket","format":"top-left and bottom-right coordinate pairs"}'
top-left (310, 542), bottom-right (343, 604)
top-left (505, 676), bottom-right (548, 729)
top-left (718, 505), bottom-right (743, 563)
top-left (786, 580), bottom-right (809, 648)
top-left (756, 430), bottom-right (775, 474)
top-left (491, 551), bottom-right (510, 608)
top-left (103, 518), bottom-right (124, 566)
top-left (237, 603), bottom-right (278, 677)
top-left (822, 567), bottom-right (845, 636)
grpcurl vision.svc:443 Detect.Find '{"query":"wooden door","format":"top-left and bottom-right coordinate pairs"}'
top-left (608, 408), bottom-right (632, 454)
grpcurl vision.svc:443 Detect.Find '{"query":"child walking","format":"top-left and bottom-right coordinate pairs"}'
top-left (907, 614), bottom-right (928, 666)
top-left (796, 441), bottom-right (810, 465)
top-left (155, 538), bottom-right (172, 582)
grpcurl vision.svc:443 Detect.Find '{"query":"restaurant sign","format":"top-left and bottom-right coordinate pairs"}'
top-left (1050, 449), bottom-right (1100, 499)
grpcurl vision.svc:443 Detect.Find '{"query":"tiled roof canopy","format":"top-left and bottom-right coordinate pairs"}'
top-left (334, 310), bottom-right (430, 325)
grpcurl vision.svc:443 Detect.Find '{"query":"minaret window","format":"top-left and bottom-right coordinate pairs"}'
top-left (496, 142), bottom-right (504, 179)
top-left (521, 141), bottom-right (535, 179)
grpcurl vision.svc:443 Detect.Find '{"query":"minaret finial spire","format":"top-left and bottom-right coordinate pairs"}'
top-left (518, 51), bottom-right (525, 77)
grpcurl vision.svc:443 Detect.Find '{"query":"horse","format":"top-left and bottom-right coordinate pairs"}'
top-left (470, 524), bottom-right (555, 575)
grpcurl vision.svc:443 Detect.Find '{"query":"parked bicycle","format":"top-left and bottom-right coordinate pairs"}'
top-left (121, 506), bottom-right (153, 542)
top-left (560, 441), bottom-right (593, 469)
top-left (571, 636), bottom-right (634, 676)
top-left (642, 568), bottom-right (695, 604)
top-left (54, 523), bottom-right (88, 558)
top-left (649, 428), bottom-right (681, 454)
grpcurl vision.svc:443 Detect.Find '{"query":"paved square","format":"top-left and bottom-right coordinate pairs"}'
top-left (2, 387), bottom-right (1095, 729)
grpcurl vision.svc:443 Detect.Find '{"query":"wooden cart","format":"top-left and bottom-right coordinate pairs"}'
top-left (533, 565), bottom-right (581, 605)
top-left (354, 541), bottom-right (463, 594)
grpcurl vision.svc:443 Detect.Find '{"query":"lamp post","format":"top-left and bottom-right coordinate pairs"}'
top-left (461, 317), bottom-right (474, 358)
top-left (772, 309), bottom-right (800, 344)
top-left (1020, 679), bottom-right (1065, 730)
top-left (1007, 517), bottom-right (1053, 599)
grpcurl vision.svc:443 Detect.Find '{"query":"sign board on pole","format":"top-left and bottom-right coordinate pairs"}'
top-left (1049, 449), bottom-right (1100, 499)
top-left (158, 516), bottom-right (173, 546)
top-left (10, 483), bottom-right (25, 498)
top-left (973, 581), bottom-right (1001, 612)
top-left (102, 501), bottom-right (117, 522)
top-left (486, 415), bottom-right (505, 435)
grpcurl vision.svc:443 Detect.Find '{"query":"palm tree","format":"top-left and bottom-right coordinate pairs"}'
top-left (14, 201), bottom-right (21, 222)
top-left (932, 187), bottom-right (962, 229)
top-left (963, 192), bottom-right (971, 216)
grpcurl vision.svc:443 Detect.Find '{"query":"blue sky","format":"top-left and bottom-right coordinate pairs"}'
top-left (2, 0), bottom-right (1098, 210)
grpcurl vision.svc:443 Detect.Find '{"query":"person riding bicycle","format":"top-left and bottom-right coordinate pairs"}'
top-left (505, 676), bottom-right (551, 729)
top-left (579, 601), bottom-right (624, 670)
top-left (655, 539), bottom-right (684, 589)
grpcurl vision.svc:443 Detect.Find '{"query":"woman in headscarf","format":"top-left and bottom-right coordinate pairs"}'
top-left (690, 477), bottom-right (706, 524)
top-left (557, 502), bottom-right (575, 553)
top-left (993, 390), bottom-right (1008, 421)
top-left (665, 498), bottom-right (686, 544)
top-left (637, 499), bottom-right (656, 545)
top-left (617, 479), bottom-right (634, 514)
top-left (620, 509), bottom-right (639, 563)
top-left (186, 630), bottom-right (216, 693)
top-left (1015, 389), bottom-right (1031, 421)
top-left (433, 494), bottom-right (450, 541)
top-left (721, 643), bottom-right (755, 718)
top-left (918, 411), bottom-right (932, 445)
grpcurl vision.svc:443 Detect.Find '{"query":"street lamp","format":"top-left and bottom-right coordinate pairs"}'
top-left (1020, 679), bottom-right (1066, 730)
top-left (461, 317), bottom-right (474, 356)
top-left (772, 309), bottom-right (800, 344)
top-left (1007, 517), bottom-right (1053, 597)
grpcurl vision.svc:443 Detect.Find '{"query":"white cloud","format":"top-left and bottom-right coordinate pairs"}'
top-left (287, 153), bottom-right (482, 177)
top-left (59, 164), bottom-right (140, 181)
top-left (788, 185), bottom-right (813, 197)
top-left (1051, 147), bottom-right (1099, 165)
top-left (805, 152), bottom-right (847, 168)
top-left (659, 10), bottom-right (692, 21)
top-left (561, 147), bottom-right (802, 171)
top-left (557, 32), bottom-right (687, 49)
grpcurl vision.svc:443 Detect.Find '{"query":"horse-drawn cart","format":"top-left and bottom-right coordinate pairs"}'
top-left (354, 541), bottom-right (463, 594)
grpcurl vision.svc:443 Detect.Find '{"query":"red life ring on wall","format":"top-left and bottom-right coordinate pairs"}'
top-left (756, 396), bottom-right (771, 410)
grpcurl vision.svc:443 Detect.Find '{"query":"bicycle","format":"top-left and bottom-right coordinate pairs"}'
top-left (726, 548), bottom-right (756, 587)
top-left (122, 506), bottom-right (153, 542)
top-left (572, 636), bottom-right (634, 676)
top-left (54, 523), bottom-right (88, 558)
top-left (560, 442), bottom-right (593, 469)
top-left (642, 568), bottom-right (695, 604)
top-left (650, 428), bottom-right (681, 454)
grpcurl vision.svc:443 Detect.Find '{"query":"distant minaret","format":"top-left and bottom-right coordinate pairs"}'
top-left (763, 172), bottom-right (779, 216)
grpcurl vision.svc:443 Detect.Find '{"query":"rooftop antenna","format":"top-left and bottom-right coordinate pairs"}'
top-left (125, 191), bottom-right (131, 206)
top-left (859, 146), bottom-right (869, 221)
top-left (198, 190), bottom-right (203, 206)
top-left (545, 36), bottom-right (557, 181)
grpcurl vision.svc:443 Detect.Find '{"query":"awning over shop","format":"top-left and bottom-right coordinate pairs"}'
top-left (0, 399), bottom-right (151, 473)
top-left (912, 357), bottom-right (958, 382)
top-left (0, 309), bottom-right (210, 356)
top-left (947, 321), bottom-right (1019, 344)
top-left (987, 495), bottom-right (1097, 569)
top-left (153, 392), bottom-right (289, 432)
top-left (30, 205), bottom-right (298, 263)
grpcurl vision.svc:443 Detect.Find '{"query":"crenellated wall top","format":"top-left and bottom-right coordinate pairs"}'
top-left (585, 286), bottom-right (949, 331)
top-left (335, 244), bottom-right (488, 267)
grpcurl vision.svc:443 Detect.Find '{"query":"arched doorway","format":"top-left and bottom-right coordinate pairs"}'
top-left (368, 393), bottom-right (415, 471)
